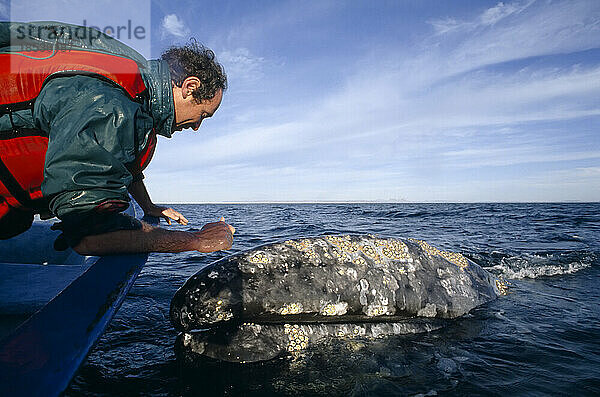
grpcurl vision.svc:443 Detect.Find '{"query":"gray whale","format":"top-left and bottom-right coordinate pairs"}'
top-left (171, 235), bottom-right (507, 363)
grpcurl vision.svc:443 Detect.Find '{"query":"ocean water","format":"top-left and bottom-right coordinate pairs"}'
top-left (65, 203), bottom-right (600, 396)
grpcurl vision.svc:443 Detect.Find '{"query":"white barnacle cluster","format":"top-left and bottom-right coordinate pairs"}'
top-left (325, 235), bottom-right (359, 254)
top-left (313, 239), bottom-right (329, 249)
top-left (285, 239), bottom-right (319, 262)
top-left (320, 301), bottom-right (348, 316)
top-left (284, 324), bottom-right (309, 352)
top-left (337, 266), bottom-right (357, 279)
top-left (411, 239), bottom-right (469, 269)
top-left (279, 302), bottom-right (303, 315)
top-left (359, 243), bottom-right (383, 264)
top-left (212, 299), bottom-right (234, 322)
top-left (353, 256), bottom-right (366, 266)
top-left (377, 239), bottom-right (412, 262)
top-left (182, 332), bottom-right (206, 354)
top-left (352, 325), bottom-right (366, 337)
top-left (331, 246), bottom-right (349, 262)
top-left (440, 251), bottom-right (469, 268)
top-left (353, 237), bottom-right (414, 266)
top-left (326, 235), bottom-right (380, 267)
top-left (247, 251), bottom-right (270, 267)
top-left (357, 277), bottom-right (395, 314)
top-left (365, 304), bottom-right (389, 317)
top-left (495, 279), bottom-right (509, 295)
top-left (335, 324), bottom-right (366, 339)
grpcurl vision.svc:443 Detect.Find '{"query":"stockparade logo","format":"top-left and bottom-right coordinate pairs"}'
top-left (13, 21), bottom-right (146, 48)
top-left (9, 0), bottom-right (152, 58)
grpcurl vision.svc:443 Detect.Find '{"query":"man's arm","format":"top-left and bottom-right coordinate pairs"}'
top-left (73, 219), bottom-right (235, 256)
top-left (128, 179), bottom-right (188, 225)
top-left (36, 75), bottom-right (148, 218)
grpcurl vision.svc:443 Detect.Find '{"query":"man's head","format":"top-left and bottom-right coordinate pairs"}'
top-left (162, 41), bottom-right (227, 132)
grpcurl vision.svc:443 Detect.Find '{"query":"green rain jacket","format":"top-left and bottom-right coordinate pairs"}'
top-left (0, 22), bottom-right (175, 241)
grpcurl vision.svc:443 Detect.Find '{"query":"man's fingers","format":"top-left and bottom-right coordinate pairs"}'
top-left (194, 219), bottom-right (236, 252)
top-left (170, 214), bottom-right (187, 225)
top-left (168, 209), bottom-right (188, 225)
top-left (216, 216), bottom-right (234, 234)
top-left (160, 208), bottom-right (189, 225)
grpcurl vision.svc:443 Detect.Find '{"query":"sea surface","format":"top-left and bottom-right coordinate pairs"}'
top-left (65, 203), bottom-right (600, 396)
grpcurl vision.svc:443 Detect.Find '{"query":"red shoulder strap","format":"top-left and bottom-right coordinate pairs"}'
top-left (0, 136), bottom-right (48, 206)
top-left (127, 131), bottom-right (157, 177)
top-left (0, 50), bottom-right (147, 106)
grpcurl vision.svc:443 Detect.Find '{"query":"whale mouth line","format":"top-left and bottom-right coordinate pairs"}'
top-left (182, 315), bottom-right (446, 332)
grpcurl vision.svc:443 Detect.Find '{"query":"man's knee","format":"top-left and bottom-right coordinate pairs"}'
top-left (0, 207), bottom-right (34, 240)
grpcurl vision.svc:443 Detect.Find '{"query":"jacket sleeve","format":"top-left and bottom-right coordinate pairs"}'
top-left (34, 75), bottom-right (153, 218)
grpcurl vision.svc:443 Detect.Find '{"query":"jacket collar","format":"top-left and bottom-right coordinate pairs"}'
top-left (144, 59), bottom-right (175, 138)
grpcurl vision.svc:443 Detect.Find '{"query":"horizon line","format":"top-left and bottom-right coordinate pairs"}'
top-left (158, 200), bottom-right (599, 204)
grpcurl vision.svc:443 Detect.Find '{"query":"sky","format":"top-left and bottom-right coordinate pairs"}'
top-left (3, 0), bottom-right (600, 202)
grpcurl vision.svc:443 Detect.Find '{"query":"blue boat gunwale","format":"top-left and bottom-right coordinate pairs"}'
top-left (0, 205), bottom-right (158, 397)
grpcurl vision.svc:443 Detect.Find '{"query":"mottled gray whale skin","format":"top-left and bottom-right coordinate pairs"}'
top-left (171, 235), bottom-right (506, 331)
top-left (176, 319), bottom-right (445, 364)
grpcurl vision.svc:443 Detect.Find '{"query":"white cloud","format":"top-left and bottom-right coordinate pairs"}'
top-left (447, 0), bottom-right (599, 73)
top-left (161, 14), bottom-right (190, 38)
top-left (149, 161), bottom-right (410, 203)
top-left (479, 1), bottom-right (529, 26)
top-left (422, 0), bottom-right (599, 83)
top-left (213, 1), bottom-right (600, 144)
top-left (401, 66), bottom-right (600, 131)
top-left (149, 121), bottom-right (308, 170)
top-left (218, 48), bottom-right (266, 84)
top-left (442, 147), bottom-right (600, 168)
top-left (429, 18), bottom-right (462, 35)
top-left (429, 1), bottom-right (534, 34)
top-left (152, 60), bottom-right (600, 175)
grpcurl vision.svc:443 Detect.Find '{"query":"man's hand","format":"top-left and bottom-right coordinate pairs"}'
top-left (193, 217), bottom-right (236, 253)
top-left (128, 179), bottom-right (188, 225)
top-left (145, 204), bottom-right (189, 225)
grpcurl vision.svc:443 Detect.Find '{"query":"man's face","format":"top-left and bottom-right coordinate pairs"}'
top-left (173, 80), bottom-right (223, 133)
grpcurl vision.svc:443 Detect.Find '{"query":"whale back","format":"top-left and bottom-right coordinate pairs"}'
top-left (170, 235), bottom-right (504, 332)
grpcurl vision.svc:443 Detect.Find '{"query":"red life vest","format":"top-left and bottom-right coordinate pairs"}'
top-left (0, 49), bottom-right (155, 222)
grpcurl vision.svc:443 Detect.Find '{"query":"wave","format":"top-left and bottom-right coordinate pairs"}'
top-left (483, 252), bottom-right (595, 280)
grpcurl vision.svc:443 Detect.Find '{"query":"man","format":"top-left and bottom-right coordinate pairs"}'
top-left (0, 22), bottom-right (234, 255)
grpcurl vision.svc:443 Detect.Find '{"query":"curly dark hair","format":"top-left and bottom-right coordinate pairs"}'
top-left (161, 40), bottom-right (227, 102)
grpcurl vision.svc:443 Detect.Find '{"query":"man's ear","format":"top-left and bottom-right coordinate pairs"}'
top-left (181, 77), bottom-right (201, 99)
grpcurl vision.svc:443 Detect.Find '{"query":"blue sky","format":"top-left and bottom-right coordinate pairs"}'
top-left (4, 0), bottom-right (600, 202)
